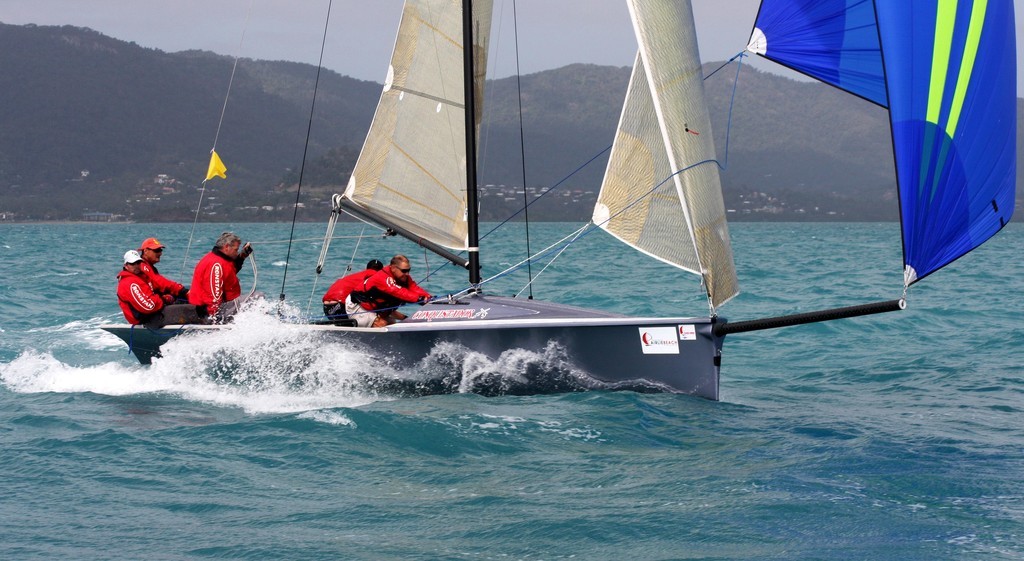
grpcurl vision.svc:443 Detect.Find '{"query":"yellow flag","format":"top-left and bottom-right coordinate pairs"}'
top-left (205, 150), bottom-right (227, 181)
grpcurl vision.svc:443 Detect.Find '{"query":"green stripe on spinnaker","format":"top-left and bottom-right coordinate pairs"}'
top-left (926, 0), bottom-right (989, 203)
top-left (926, 0), bottom-right (958, 125)
top-left (947, 0), bottom-right (988, 136)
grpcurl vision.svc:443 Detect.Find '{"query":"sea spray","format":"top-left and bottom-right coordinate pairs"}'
top-left (2, 300), bottom-right (627, 413)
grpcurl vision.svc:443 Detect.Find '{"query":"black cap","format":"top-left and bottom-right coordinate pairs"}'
top-left (366, 259), bottom-right (384, 271)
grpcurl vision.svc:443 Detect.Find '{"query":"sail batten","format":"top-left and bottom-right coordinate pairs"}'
top-left (595, 0), bottom-right (739, 311)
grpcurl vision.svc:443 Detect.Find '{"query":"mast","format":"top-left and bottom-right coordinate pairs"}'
top-left (462, 0), bottom-right (482, 286)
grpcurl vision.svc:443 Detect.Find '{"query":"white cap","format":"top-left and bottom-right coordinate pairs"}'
top-left (124, 250), bottom-right (144, 264)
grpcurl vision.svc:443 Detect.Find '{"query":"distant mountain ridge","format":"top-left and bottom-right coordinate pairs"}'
top-left (0, 22), bottom-right (1020, 222)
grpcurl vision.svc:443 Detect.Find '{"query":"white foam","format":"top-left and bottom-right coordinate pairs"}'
top-left (413, 339), bottom-right (594, 394)
top-left (1, 300), bottom-right (605, 416)
top-left (0, 350), bottom-right (176, 395)
top-left (27, 316), bottom-right (119, 335)
top-left (29, 315), bottom-right (124, 344)
top-left (298, 409), bottom-right (356, 426)
top-left (1, 302), bottom-right (389, 417)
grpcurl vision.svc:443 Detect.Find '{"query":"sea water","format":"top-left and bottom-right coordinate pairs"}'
top-left (0, 221), bottom-right (1021, 560)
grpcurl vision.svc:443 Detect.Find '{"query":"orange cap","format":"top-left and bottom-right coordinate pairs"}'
top-left (140, 238), bottom-right (166, 250)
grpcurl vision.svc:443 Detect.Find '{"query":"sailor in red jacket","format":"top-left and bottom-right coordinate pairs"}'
top-left (117, 250), bottom-right (207, 327)
top-left (189, 231), bottom-right (253, 320)
top-left (322, 258), bottom-right (384, 322)
top-left (137, 237), bottom-right (188, 302)
top-left (117, 250), bottom-right (168, 325)
top-left (345, 254), bottom-right (431, 328)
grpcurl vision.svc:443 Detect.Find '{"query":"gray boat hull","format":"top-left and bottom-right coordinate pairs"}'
top-left (100, 294), bottom-right (726, 399)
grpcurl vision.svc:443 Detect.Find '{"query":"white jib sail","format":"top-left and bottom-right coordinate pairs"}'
top-left (344, 0), bottom-right (493, 251)
top-left (593, 0), bottom-right (738, 311)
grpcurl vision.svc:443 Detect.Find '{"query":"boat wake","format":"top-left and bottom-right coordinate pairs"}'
top-left (0, 304), bottom-right (665, 413)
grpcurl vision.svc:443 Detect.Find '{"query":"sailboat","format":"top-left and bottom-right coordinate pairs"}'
top-left (101, 0), bottom-right (1016, 401)
top-left (326, 0), bottom-right (736, 400)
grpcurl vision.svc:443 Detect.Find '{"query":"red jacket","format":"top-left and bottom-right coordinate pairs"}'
top-left (323, 269), bottom-right (378, 303)
top-left (189, 249), bottom-right (243, 315)
top-left (355, 266), bottom-right (431, 311)
top-left (117, 269), bottom-right (167, 324)
top-left (139, 261), bottom-right (185, 297)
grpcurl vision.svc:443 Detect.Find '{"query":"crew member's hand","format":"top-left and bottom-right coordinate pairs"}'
top-left (241, 242), bottom-right (253, 257)
top-left (162, 294), bottom-right (175, 304)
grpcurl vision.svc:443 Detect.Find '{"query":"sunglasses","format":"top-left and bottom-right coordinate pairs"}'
top-left (149, 248), bottom-right (163, 253)
top-left (398, 267), bottom-right (411, 273)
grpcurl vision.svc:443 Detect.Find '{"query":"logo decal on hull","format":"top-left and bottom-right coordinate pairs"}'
top-left (638, 327), bottom-right (679, 354)
top-left (678, 325), bottom-right (696, 341)
top-left (411, 307), bottom-right (492, 322)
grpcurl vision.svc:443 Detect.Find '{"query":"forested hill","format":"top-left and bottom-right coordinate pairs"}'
top-left (0, 22), bottom-right (1021, 222)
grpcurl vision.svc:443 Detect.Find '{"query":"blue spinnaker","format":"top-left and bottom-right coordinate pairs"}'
top-left (750, 0), bottom-right (1016, 286)
top-left (878, 1), bottom-right (1016, 284)
top-left (748, 0), bottom-right (887, 106)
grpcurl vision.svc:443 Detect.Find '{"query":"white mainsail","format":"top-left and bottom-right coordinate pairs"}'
top-left (344, 0), bottom-right (493, 251)
top-left (593, 0), bottom-right (738, 311)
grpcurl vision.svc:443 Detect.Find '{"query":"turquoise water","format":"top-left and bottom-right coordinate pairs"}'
top-left (1, 222), bottom-right (1022, 559)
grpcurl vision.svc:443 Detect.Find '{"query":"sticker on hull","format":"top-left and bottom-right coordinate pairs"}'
top-left (678, 324), bottom-right (696, 341)
top-left (638, 327), bottom-right (679, 354)
top-left (410, 308), bottom-right (490, 321)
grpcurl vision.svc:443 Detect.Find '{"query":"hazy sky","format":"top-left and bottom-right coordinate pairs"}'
top-left (3, 0), bottom-right (1023, 90)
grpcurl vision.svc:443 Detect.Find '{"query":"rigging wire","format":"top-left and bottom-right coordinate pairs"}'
top-left (514, 223), bottom-right (588, 298)
top-left (308, 205), bottom-right (343, 316)
top-left (502, 53), bottom-right (748, 293)
top-left (445, 53), bottom-right (749, 298)
top-left (452, 223), bottom-right (590, 298)
top-left (416, 146), bottom-right (611, 285)
top-left (246, 251), bottom-right (259, 299)
top-left (473, 155), bottom-right (733, 295)
top-left (305, 223), bottom-right (367, 318)
top-left (482, 146), bottom-right (611, 238)
top-left (717, 51), bottom-right (747, 171)
top-left (278, 0), bottom-right (334, 312)
top-left (367, 48), bottom-right (749, 308)
top-left (704, 51), bottom-right (746, 81)
top-left (180, 0), bottom-right (255, 278)
top-left (451, 162), bottom-right (720, 297)
top-left (247, 234), bottom-right (382, 245)
top-left (510, 0), bottom-right (535, 299)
